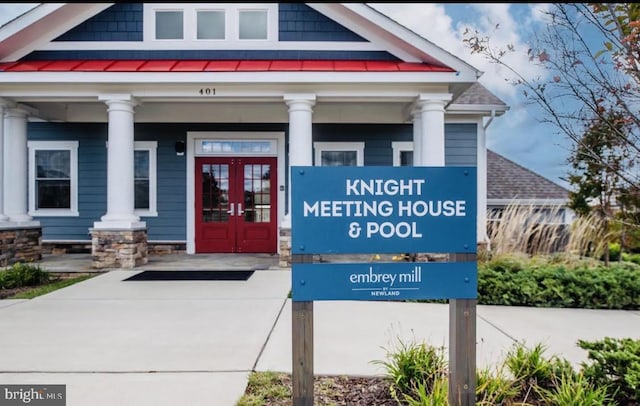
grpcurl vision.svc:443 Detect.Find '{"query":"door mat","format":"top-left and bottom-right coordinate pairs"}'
top-left (124, 270), bottom-right (254, 281)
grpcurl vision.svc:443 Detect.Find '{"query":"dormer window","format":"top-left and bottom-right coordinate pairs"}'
top-left (239, 10), bottom-right (267, 40)
top-left (144, 4), bottom-right (277, 44)
top-left (155, 11), bottom-right (184, 40)
top-left (197, 10), bottom-right (225, 40)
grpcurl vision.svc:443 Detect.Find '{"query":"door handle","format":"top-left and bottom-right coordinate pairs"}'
top-left (237, 203), bottom-right (244, 216)
top-left (227, 203), bottom-right (235, 216)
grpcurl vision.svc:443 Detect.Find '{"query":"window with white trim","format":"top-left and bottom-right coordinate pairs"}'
top-left (392, 141), bottom-right (414, 167)
top-left (134, 141), bottom-right (158, 217)
top-left (155, 10), bottom-right (184, 39)
top-left (28, 141), bottom-right (79, 216)
top-left (144, 4), bottom-right (277, 44)
top-left (314, 142), bottom-right (364, 166)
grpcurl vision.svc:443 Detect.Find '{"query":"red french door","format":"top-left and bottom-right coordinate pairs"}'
top-left (195, 157), bottom-right (277, 253)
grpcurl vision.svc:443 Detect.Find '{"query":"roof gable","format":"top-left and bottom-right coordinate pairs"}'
top-left (487, 150), bottom-right (569, 202)
top-left (0, 2), bottom-right (480, 80)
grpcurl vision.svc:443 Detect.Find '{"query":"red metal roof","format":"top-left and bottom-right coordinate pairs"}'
top-left (0, 60), bottom-right (454, 73)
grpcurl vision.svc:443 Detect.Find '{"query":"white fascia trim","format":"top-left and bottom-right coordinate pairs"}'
top-left (308, 3), bottom-right (480, 80)
top-left (487, 199), bottom-right (569, 206)
top-left (0, 4), bottom-right (64, 41)
top-left (448, 103), bottom-right (509, 114)
top-left (0, 70), bottom-right (472, 84)
top-left (38, 40), bottom-right (385, 52)
top-left (0, 3), bottom-right (113, 62)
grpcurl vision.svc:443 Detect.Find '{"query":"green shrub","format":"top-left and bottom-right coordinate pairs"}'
top-left (622, 252), bottom-right (640, 265)
top-left (601, 242), bottom-right (622, 262)
top-left (372, 339), bottom-right (447, 402)
top-left (537, 371), bottom-right (615, 406)
top-left (478, 257), bottom-right (640, 309)
top-left (0, 263), bottom-right (49, 290)
top-left (476, 365), bottom-right (520, 405)
top-left (403, 376), bottom-right (448, 406)
top-left (578, 337), bottom-right (640, 405)
top-left (505, 342), bottom-right (563, 392)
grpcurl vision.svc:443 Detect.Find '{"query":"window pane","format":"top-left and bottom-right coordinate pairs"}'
top-left (156, 11), bottom-right (183, 39)
top-left (134, 150), bottom-right (150, 210)
top-left (321, 151), bottom-right (357, 166)
top-left (400, 151), bottom-right (414, 166)
top-left (239, 10), bottom-right (267, 40)
top-left (37, 180), bottom-right (70, 209)
top-left (134, 151), bottom-right (149, 179)
top-left (197, 11), bottom-right (225, 39)
top-left (135, 180), bottom-right (150, 210)
top-left (36, 150), bottom-right (70, 178)
top-left (35, 150), bottom-right (71, 210)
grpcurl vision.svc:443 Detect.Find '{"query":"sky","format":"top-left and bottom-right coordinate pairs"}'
top-left (0, 3), bottom-right (572, 188)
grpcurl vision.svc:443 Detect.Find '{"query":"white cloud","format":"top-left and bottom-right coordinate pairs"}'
top-left (371, 4), bottom-right (548, 118)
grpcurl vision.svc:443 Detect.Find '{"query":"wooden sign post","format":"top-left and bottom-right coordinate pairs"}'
top-left (290, 166), bottom-right (478, 406)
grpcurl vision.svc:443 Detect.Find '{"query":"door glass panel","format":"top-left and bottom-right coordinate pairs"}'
top-left (201, 163), bottom-right (229, 222)
top-left (243, 164), bottom-right (270, 223)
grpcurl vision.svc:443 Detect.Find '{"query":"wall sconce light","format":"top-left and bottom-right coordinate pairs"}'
top-left (175, 140), bottom-right (185, 156)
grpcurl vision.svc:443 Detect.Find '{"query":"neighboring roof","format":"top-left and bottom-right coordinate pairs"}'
top-left (0, 59), bottom-right (453, 73)
top-left (453, 82), bottom-right (506, 106)
top-left (487, 149), bottom-right (569, 201)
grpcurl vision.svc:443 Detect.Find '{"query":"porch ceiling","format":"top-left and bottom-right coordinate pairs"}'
top-left (28, 100), bottom-right (416, 124)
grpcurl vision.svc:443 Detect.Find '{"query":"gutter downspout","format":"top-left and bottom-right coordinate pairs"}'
top-left (483, 109), bottom-right (496, 130)
top-left (479, 109), bottom-right (496, 253)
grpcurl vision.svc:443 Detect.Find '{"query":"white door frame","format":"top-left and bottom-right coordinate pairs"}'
top-left (186, 131), bottom-right (286, 254)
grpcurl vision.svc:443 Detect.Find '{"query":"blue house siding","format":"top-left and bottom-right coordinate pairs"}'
top-left (279, 4), bottom-right (367, 42)
top-left (445, 124), bottom-right (477, 166)
top-left (312, 123), bottom-right (478, 167)
top-left (54, 3), bottom-right (143, 42)
top-left (28, 123), bottom-right (107, 241)
top-left (313, 124), bottom-right (411, 166)
top-left (26, 122), bottom-right (476, 242)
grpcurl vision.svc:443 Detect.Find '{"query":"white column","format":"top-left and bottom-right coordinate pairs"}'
top-left (4, 106), bottom-right (34, 223)
top-left (0, 101), bottom-right (9, 222)
top-left (412, 108), bottom-right (422, 166)
top-left (93, 95), bottom-right (144, 229)
top-left (477, 118), bottom-right (489, 244)
top-left (417, 94), bottom-right (452, 166)
top-left (282, 93), bottom-right (316, 227)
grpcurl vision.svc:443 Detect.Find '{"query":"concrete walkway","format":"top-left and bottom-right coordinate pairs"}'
top-left (0, 258), bottom-right (639, 405)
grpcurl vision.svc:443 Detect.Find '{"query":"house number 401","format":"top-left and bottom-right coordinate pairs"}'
top-left (199, 88), bottom-right (216, 95)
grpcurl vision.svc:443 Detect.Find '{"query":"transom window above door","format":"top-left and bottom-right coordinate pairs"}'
top-left (144, 4), bottom-right (277, 44)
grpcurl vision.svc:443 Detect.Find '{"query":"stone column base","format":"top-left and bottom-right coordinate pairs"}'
top-left (279, 227), bottom-right (292, 268)
top-left (91, 228), bottom-right (148, 269)
top-left (0, 225), bottom-right (42, 267)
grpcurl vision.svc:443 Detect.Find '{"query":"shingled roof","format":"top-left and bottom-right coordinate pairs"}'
top-left (453, 82), bottom-right (507, 107)
top-left (487, 149), bottom-right (569, 201)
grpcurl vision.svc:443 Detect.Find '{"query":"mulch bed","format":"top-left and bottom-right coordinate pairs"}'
top-left (246, 373), bottom-right (396, 405)
top-left (0, 285), bottom-right (34, 299)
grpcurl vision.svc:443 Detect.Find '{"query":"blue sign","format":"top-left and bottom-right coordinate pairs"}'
top-left (291, 166), bottom-right (476, 254)
top-left (292, 262), bottom-right (477, 301)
